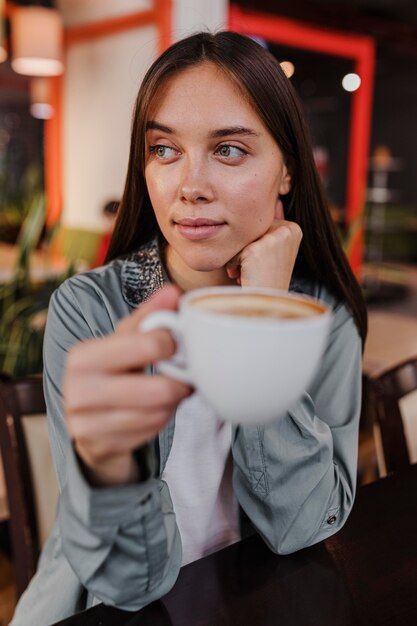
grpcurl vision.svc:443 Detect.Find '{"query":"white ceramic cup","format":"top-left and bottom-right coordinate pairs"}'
top-left (140, 286), bottom-right (332, 425)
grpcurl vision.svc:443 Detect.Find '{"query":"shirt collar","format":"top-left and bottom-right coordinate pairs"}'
top-left (121, 239), bottom-right (169, 308)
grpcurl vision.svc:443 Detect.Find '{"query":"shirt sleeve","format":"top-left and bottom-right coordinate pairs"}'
top-left (231, 294), bottom-right (363, 554)
top-left (43, 278), bottom-right (182, 609)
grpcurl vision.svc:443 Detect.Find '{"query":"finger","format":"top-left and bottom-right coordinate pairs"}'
top-left (75, 431), bottom-right (157, 463)
top-left (68, 407), bottom-right (172, 446)
top-left (66, 329), bottom-right (178, 374)
top-left (66, 373), bottom-right (191, 412)
top-left (226, 255), bottom-right (241, 280)
top-left (118, 284), bottom-right (182, 334)
top-left (266, 219), bottom-right (303, 242)
top-left (272, 220), bottom-right (303, 242)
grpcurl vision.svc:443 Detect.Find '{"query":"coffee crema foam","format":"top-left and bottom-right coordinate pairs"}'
top-left (191, 293), bottom-right (324, 319)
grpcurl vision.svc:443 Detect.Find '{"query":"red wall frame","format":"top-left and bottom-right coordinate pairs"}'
top-left (229, 4), bottom-right (375, 276)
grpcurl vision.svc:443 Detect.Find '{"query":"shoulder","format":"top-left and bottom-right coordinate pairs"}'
top-left (56, 258), bottom-right (125, 305)
top-left (51, 240), bottom-right (169, 330)
top-left (45, 261), bottom-right (127, 350)
top-left (50, 260), bottom-right (127, 331)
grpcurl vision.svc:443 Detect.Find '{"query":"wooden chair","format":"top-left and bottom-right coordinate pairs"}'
top-left (0, 375), bottom-right (58, 598)
top-left (367, 356), bottom-right (417, 476)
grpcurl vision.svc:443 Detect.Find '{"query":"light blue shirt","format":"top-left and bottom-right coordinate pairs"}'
top-left (11, 240), bottom-right (363, 625)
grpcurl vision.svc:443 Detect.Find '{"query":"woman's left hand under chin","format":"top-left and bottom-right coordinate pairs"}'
top-left (226, 198), bottom-right (303, 291)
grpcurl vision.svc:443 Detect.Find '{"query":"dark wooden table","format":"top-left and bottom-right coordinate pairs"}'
top-left (53, 464), bottom-right (417, 626)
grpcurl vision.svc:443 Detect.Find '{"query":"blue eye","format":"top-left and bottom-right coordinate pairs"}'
top-left (149, 145), bottom-right (177, 159)
top-left (216, 145), bottom-right (246, 158)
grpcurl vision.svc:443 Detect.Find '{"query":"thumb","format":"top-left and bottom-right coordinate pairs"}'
top-left (274, 197), bottom-right (285, 221)
top-left (226, 255), bottom-right (241, 281)
top-left (117, 284), bottom-right (182, 333)
top-left (141, 284), bottom-right (182, 316)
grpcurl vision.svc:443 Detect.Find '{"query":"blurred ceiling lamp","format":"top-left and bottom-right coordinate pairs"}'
top-left (11, 4), bottom-right (64, 76)
top-left (280, 61), bottom-right (295, 78)
top-left (30, 76), bottom-right (53, 119)
top-left (0, 0), bottom-right (7, 63)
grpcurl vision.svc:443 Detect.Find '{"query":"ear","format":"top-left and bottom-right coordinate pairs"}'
top-left (278, 165), bottom-right (291, 196)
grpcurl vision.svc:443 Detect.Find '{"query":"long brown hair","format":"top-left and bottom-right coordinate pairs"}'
top-left (107, 31), bottom-right (367, 342)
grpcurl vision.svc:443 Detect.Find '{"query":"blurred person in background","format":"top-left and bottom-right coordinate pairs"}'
top-left (94, 200), bottom-right (119, 266)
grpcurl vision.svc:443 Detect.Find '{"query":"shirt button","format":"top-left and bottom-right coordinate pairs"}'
top-left (326, 514), bottom-right (337, 525)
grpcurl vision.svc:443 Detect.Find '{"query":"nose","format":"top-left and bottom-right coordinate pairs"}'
top-left (179, 155), bottom-right (215, 204)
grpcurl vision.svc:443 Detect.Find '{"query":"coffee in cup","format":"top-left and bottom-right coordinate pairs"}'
top-left (140, 286), bottom-right (332, 425)
top-left (190, 291), bottom-right (324, 319)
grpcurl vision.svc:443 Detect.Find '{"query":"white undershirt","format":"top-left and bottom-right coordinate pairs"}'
top-left (161, 392), bottom-right (241, 566)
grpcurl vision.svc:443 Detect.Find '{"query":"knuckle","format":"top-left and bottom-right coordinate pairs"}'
top-left (67, 414), bottom-right (89, 440)
top-left (278, 225), bottom-right (293, 240)
top-left (293, 223), bottom-right (303, 239)
top-left (275, 222), bottom-right (303, 244)
top-left (63, 381), bottom-right (80, 413)
top-left (248, 243), bottom-right (265, 261)
top-left (154, 329), bottom-right (176, 358)
top-left (151, 377), bottom-right (189, 406)
top-left (66, 342), bottom-right (84, 370)
top-left (139, 330), bottom-right (175, 363)
top-left (136, 333), bottom-right (159, 363)
top-left (65, 374), bottom-right (100, 412)
top-left (152, 377), bottom-right (178, 405)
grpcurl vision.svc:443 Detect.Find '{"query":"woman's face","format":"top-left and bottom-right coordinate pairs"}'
top-left (145, 62), bottom-right (291, 289)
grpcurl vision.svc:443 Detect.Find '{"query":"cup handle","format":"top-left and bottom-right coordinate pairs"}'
top-left (139, 311), bottom-right (193, 384)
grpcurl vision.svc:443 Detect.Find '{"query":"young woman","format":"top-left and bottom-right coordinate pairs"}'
top-left (11, 31), bottom-right (367, 624)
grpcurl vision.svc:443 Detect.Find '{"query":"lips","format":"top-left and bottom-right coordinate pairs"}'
top-left (175, 218), bottom-right (225, 227)
top-left (174, 217), bottom-right (226, 240)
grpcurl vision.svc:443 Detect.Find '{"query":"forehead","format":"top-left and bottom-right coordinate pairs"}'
top-left (148, 62), bottom-right (262, 129)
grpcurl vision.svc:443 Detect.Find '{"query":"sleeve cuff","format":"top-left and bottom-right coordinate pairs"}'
top-left (64, 443), bottom-right (159, 528)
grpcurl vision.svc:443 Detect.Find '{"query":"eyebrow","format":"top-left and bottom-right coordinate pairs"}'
top-left (146, 121), bottom-right (259, 138)
top-left (146, 121), bottom-right (173, 134)
top-left (209, 126), bottom-right (259, 138)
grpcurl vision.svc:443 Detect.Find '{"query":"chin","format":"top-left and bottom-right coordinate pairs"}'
top-left (184, 251), bottom-right (231, 273)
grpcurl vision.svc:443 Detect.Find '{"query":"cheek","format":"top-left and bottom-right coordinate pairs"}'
top-left (227, 173), bottom-right (277, 224)
top-left (145, 170), bottom-right (168, 213)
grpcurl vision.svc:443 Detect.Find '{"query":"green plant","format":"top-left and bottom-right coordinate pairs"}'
top-left (0, 164), bottom-right (43, 244)
top-left (0, 193), bottom-right (73, 377)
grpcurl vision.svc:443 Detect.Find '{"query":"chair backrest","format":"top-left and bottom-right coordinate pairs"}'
top-left (368, 356), bottom-right (417, 476)
top-left (0, 375), bottom-right (59, 598)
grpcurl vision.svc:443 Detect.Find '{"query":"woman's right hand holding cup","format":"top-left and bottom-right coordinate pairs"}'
top-left (63, 285), bottom-right (191, 487)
